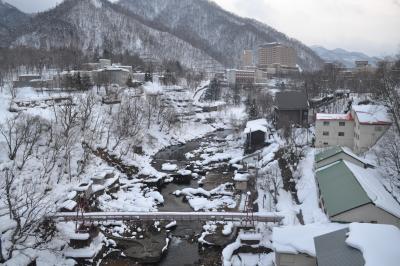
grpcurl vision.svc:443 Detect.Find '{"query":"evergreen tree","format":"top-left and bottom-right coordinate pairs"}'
top-left (126, 75), bottom-right (134, 88)
top-left (144, 70), bottom-right (153, 82)
top-left (81, 73), bottom-right (92, 90)
top-left (233, 84), bottom-right (241, 105)
top-left (73, 72), bottom-right (82, 90)
top-left (204, 78), bottom-right (221, 101)
top-left (246, 98), bottom-right (259, 120)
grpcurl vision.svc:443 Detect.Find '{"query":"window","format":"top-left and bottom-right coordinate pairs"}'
top-left (339, 121), bottom-right (345, 126)
top-left (323, 121), bottom-right (330, 126)
top-left (323, 131), bottom-right (329, 136)
top-left (338, 132), bottom-right (345, 137)
top-left (375, 126), bottom-right (383, 132)
top-left (323, 142), bottom-right (329, 145)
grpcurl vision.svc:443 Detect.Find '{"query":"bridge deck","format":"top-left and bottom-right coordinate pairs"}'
top-left (51, 211), bottom-right (283, 223)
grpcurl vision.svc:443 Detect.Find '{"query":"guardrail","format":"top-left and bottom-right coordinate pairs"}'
top-left (50, 211), bottom-right (284, 223)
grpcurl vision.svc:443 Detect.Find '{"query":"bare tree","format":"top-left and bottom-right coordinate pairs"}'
top-left (110, 98), bottom-right (143, 151)
top-left (54, 102), bottom-right (80, 181)
top-left (0, 168), bottom-right (53, 261)
top-left (77, 92), bottom-right (97, 133)
top-left (282, 126), bottom-right (307, 163)
top-left (374, 61), bottom-right (400, 135)
top-left (0, 114), bottom-right (25, 161)
top-left (375, 129), bottom-right (400, 195)
top-left (0, 114), bottom-right (46, 168)
top-left (260, 163), bottom-right (282, 206)
top-left (145, 94), bottom-right (160, 129)
top-left (39, 124), bottom-right (63, 184)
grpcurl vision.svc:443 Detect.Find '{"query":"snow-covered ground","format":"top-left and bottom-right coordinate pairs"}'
top-left (1, 80), bottom-right (399, 266)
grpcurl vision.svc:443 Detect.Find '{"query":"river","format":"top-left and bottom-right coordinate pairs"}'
top-left (101, 129), bottom-right (239, 265)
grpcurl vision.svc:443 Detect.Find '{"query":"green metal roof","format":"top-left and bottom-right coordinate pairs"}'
top-left (316, 160), bottom-right (371, 216)
top-left (315, 146), bottom-right (343, 162)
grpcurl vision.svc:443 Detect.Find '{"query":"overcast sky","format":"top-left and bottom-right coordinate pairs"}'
top-left (5, 0), bottom-right (400, 57)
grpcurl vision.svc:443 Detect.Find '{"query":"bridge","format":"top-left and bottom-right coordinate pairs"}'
top-left (51, 211), bottom-right (284, 223)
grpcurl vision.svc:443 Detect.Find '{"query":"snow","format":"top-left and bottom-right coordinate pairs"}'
top-left (244, 118), bottom-right (269, 134)
top-left (57, 222), bottom-right (90, 240)
top-left (233, 172), bottom-right (249, 182)
top-left (272, 223), bottom-right (347, 256)
top-left (74, 181), bottom-right (93, 192)
top-left (161, 163), bottom-right (178, 171)
top-left (222, 237), bottom-right (241, 266)
top-left (60, 199), bottom-right (77, 211)
top-left (175, 187), bottom-right (211, 197)
top-left (239, 232), bottom-right (262, 241)
top-left (64, 234), bottom-right (105, 258)
top-left (146, 190), bottom-right (164, 204)
top-left (316, 112), bottom-right (352, 120)
top-left (231, 253), bottom-right (274, 266)
top-left (345, 223), bottom-right (400, 266)
top-left (188, 196), bottom-right (236, 211)
top-left (177, 169), bottom-right (192, 176)
top-left (352, 104), bottom-right (392, 125)
top-left (296, 149), bottom-right (328, 223)
top-left (143, 82), bottom-right (163, 95)
top-left (344, 160), bottom-right (400, 218)
top-left (66, 191), bottom-right (77, 200)
top-left (165, 221), bottom-right (177, 229)
top-left (222, 222), bottom-right (234, 235)
top-left (98, 182), bottom-right (159, 212)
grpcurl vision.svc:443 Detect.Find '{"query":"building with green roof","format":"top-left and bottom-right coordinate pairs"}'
top-left (315, 146), bottom-right (374, 169)
top-left (316, 160), bottom-right (400, 228)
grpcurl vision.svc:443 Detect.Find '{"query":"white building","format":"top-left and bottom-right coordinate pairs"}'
top-left (226, 69), bottom-right (268, 86)
top-left (226, 69), bottom-right (255, 86)
top-left (315, 105), bottom-right (392, 154)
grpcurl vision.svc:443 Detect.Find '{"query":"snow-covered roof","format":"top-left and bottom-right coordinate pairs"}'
top-left (233, 172), bottom-right (249, 182)
top-left (19, 74), bottom-right (41, 77)
top-left (344, 161), bottom-right (400, 218)
top-left (346, 223), bottom-right (400, 266)
top-left (60, 200), bottom-right (77, 211)
top-left (352, 105), bottom-right (392, 125)
top-left (244, 118), bottom-right (269, 134)
top-left (272, 223), bottom-right (347, 256)
top-left (143, 82), bottom-right (163, 95)
top-left (315, 146), bottom-right (374, 168)
top-left (316, 113), bottom-right (353, 121)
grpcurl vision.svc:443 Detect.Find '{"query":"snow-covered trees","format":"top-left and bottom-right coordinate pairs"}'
top-left (260, 163), bottom-right (282, 206)
top-left (110, 98), bottom-right (143, 151)
top-left (0, 168), bottom-right (54, 262)
top-left (374, 61), bottom-right (400, 135)
top-left (0, 114), bottom-right (47, 169)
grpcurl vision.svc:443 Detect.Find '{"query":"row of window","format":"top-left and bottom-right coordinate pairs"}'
top-left (322, 131), bottom-right (345, 137)
top-left (323, 122), bottom-right (383, 132)
top-left (323, 121), bottom-right (346, 126)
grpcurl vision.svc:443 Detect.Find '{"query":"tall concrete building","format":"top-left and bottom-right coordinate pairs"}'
top-left (241, 50), bottom-right (254, 66)
top-left (258, 43), bottom-right (297, 70)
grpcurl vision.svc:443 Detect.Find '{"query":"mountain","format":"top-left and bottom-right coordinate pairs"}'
top-left (311, 45), bottom-right (381, 68)
top-left (5, 0), bottom-right (323, 70)
top-left (118, 0), bottom-right (323, 70)
top-left (11, 0), bottom-right (221, 68)
top-left (0, 0), bottom-right (30, 47)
